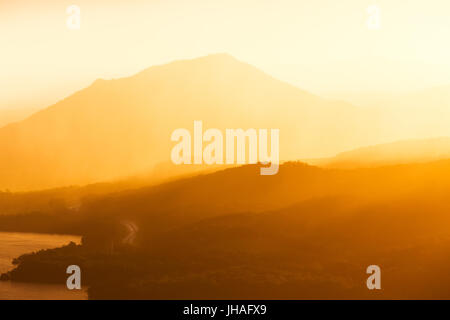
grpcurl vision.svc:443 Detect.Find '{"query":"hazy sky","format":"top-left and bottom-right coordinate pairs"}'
top-left (1, 0), bottom-right (450, 110)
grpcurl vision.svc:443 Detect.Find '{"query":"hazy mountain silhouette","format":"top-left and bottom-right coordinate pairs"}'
top-left (0, 54), bottom-right (379, 191)
top-left (0, 107), bottom-right (40, 128)
top-left (327, 85), bottom-right (450, 142)
top-left (306, 137), bottom-right (450, 168)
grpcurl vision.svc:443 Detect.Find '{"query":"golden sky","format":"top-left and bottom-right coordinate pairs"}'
top-left (1, 0), bottom-right (450, 109)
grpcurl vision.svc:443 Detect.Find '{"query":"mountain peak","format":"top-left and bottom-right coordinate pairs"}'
top-left (136, 53), bottom-right (243, 76)
top-left (194, 53), bottom-right (238, 62)
top-left (0, 53), bottom-right (375, 191)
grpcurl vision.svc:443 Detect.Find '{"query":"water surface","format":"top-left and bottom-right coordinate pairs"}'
top-left (0, 232), bottom-right (87, 300)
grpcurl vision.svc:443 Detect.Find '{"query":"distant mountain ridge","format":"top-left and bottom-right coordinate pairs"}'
top-left (0, 54), bottom-right (379, 191)
top-left (306, 137), bottom-right (450, 168)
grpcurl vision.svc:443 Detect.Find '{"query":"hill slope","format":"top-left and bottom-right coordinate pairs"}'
top-left (4, 160), bottom-right (450, 298)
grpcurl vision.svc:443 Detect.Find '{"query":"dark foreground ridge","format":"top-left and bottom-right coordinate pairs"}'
top-left (3, 161), bottom-right (450, 299)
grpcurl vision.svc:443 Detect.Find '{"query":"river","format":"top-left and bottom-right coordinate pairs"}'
top-left (0, 232), bottom-right (88, 300)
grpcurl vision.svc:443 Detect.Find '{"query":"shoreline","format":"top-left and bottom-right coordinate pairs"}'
top-left (0, 232), bottom-right (87, 300)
